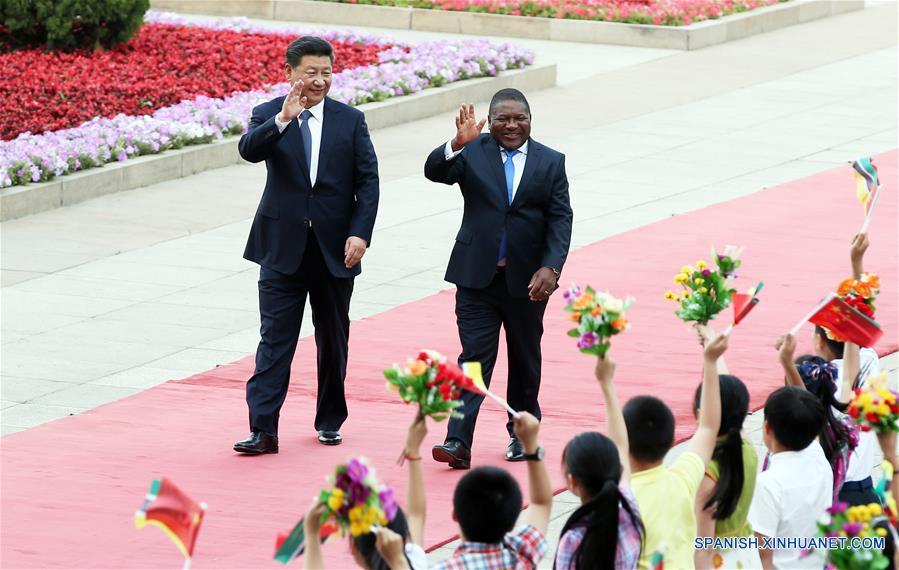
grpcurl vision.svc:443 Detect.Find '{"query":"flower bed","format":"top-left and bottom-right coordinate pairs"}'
top-left (324, 0), bottom-right (783, 25)
top-left (0, 24), bottom-right (389, 140)
top-left (0, 12), bottom-right (533, 188)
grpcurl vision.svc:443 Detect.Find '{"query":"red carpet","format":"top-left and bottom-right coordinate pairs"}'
top-left (2, 151), bottom-right (897, 568)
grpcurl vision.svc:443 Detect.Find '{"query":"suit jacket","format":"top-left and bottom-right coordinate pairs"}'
top-left (238, 96), bottom-right (379, 277)
top-left (424, 134), bottom-right (573, 298)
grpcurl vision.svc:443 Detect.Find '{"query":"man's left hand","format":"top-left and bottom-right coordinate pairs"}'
top-left (528, 267), bottom-right (558, 302)
top-left (345, 236), bottom-right (367, 268)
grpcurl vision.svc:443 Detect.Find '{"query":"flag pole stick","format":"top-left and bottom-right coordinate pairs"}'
top-left (721, 324), bottom-right (734, 337)
top-left (860, 187), bottom-right (880, 234)
top-left (484, 390), bottom-right (520, 418)
top-left (789, 294), bottom-right (834, 336)
top-left (182, 557), bottom-right (191, 570)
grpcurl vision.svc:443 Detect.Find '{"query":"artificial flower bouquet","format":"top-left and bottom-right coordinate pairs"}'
top-left (837, 274), bottom-right (880, 320)
top-left (318, 458), bottom-right (398, 537)
top-left (664, 245), bottom-right (743, 325)
top-left (818, 501), bottom-right (890, 570)
top-left (383, 349), bottom-right (474, 421)
top-left (848, 372), bottom-right (899, 433)
top-left (564, 284), bottom-right (633, 357)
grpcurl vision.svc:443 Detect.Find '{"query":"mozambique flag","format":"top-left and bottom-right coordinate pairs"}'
top-left (851, 156), bottom-right (880, 215)
top-left (135, 478), bottom-right (206, 559)
top-left (274, 517), bottom-right (339, 564)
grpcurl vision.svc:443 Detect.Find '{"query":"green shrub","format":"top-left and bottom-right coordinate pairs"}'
top-left (0, 0), bottom-right (149, 51)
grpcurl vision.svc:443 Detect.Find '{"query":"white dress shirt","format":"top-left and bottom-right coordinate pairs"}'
top-left (444, 139), bottom-right (528, 200)
top-left (275, 99), bottom-right (324, 186)
top-left (747, 440), bottom-right (832, 569)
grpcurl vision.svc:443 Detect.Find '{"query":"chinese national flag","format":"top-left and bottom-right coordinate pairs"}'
top-left (809, 294), bottom-right (883, 348)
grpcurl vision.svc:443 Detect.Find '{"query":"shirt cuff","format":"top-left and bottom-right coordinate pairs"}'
top-left (444, 140), bottom-right (462, 160)
top-left (274, 115), bottom-right (290, 133)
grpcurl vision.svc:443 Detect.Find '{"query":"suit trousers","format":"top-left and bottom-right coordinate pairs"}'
top-left (246, 229), bottom-right (354, 435)
top-left (446, 269), bottom-right (547, 449)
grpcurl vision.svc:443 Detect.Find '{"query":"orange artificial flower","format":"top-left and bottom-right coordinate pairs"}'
top-left (590, 306), bottom-right (603, 317)
top-left (837, 278), bottom-right (855, 296)
top-left (865, 274), bottom-right (881, 290)
top-left (407, 360), bottom-right (428, 376)
top-left (611, 318), bottom-right (627, 331)
top-left (569, 312), bottom-right (582, 323)
top-left (572, 293), bottom-right (593, 311)
top-left (854, 280), bottom-right (873, 298)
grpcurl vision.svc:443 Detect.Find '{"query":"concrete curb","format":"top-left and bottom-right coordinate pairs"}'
top-left (149, 0), bottom-right (864, 50)
top-left (0, 64), bottom-right (555, 222)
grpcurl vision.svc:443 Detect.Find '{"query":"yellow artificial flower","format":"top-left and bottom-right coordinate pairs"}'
top-left (847, 509), bottom-right (859, 523)
top-left (664, 290), bottom-right (678, 301)
top-left (681, 290), bottom-right (689, 299)
top-left (877, 527), bottom-right (889, 537)
top-left (680, 265), bottom-right (694, 275)
top-left (696, 260), bottom-right (708, 270)
top-left (858, 393), bottom-right (874, 407)
top-left (674, 273), bottom-right (688, 285)
top-left (328, 489), bottom-right (345, 511)
top-left (700, 287), bottom-right (708, 294)
top-left (349, 505), bottom-right (368, 536)
top-left (694, 277), bottom-right (705, 285)
top-left (869, 504), bottom-right (883, 516)
top-left (877, 403), bottom-right (891, 416)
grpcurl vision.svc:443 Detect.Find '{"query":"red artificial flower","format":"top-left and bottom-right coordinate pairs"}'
top-left (843, 295), bottom-right (875, 319)
top-left (0, 23), bottom-right (390, 139)
top-left (848, 406), bottom-right (860, 418)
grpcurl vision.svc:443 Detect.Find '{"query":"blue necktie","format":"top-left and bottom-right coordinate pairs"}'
top-left (497, 149), bottom-right (519, 262)
top-left (299, 109), bottom-right (312, 175)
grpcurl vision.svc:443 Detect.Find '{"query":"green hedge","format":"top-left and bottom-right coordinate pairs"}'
top-left (1, 0), bottom-right (149, 51)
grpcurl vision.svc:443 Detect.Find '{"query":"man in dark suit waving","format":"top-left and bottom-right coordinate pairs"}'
top-left (425, 89), bottom-right (572, 468)
top-left (233, 37), bottom-right (379, 454)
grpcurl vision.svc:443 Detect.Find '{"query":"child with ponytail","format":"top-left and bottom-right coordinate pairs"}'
top-left (692, 373), bottom-right (760, 569)
top-left (554, 355), bottom-right (644, 570)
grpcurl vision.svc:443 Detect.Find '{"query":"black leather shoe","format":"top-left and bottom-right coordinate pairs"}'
top-left (233, 431), bottom-right (278, 455)
top-left (505, 437), bottom-right (525, 462)
top-left (318, 430), bottom-right (342, 446)
top-left (432, 439), bottom-right (471, 470)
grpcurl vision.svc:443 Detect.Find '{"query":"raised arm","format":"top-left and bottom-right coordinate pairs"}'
top-left (776, 334), bottom-right (804, 388)
top-left (696, 323), bottom-right (730, 375)
top-left (516, 412), bottom-right (553, 535)
top-left (687, 335), bottom-right (727, 465)
top-left (595, 355), bottom-right (630, 482)
top-left (239, 82), bottom-right (306, 163)
top-left (840, 341), bottom-right (861, 402)
top-left (850, 233), bottom-right (868, 280)
top-left (302, 500), bottom-right (327, 570)
top-left (403, 416), bottom-right (427, 547)
top-left (423, 104), bottom-right (483, 185)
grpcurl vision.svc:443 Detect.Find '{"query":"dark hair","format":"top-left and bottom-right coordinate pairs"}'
top-left (794, 355), bottom-right (853, 468)
top-left (815, 326), bottom-right (845, 359)
top-left (764, 386), bottom-right (827, 451)
top-left (623, 396), bottom-right (675, 463)
top-left (560, 432), bottom-right (644, 569)
top-left (453, 466), bottom-right (522, 543)
top-left (352, 508), bottom-right (410, 570)
top-left (693, 375), bottom-right (749, 520)
top-left (286, 36), bottom-right (334, 67)
top-left (489, 88), bottom-right (531, 117)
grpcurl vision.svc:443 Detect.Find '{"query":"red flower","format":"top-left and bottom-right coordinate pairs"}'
top-left (843, 295), bottom-right (875, 318)
top-left (848, 406), bottom-right (860, 418)
top-left (0, 23), bottom-right (390, 140)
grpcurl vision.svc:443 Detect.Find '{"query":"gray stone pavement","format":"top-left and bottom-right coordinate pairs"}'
top-left (1, 1), bottom-right (897, 563)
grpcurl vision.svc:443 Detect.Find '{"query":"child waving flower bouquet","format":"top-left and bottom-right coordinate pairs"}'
top-left (317, 457), bottom-right (398, 537)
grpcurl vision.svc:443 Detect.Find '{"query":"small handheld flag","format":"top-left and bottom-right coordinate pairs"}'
top-left (790, 293), bottom-right (883, 347)
top-left (462, 362), bottom-right (520, 418)
top-left (851, 157), bottom-right (881, 232)
top-left (722, 282), bottom-right (762, 336)
top-left (135, 478), bottom-right (206, 569)
top-left (274, 517), bottom-right (339, 564)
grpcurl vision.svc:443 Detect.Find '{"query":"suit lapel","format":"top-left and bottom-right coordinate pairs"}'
top-left (316, 98), bottom-right (339, 188)
top-left (511, 140), bottom-right (541, 208)
top-left (483, 137), bottom-right (510, 207)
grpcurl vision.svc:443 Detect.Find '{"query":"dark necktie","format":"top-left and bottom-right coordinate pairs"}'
top-left (299, 109), bottom-right (312, 174)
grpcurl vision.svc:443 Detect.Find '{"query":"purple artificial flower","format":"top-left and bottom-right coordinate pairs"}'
top-left (577, 332), bottom-right (598, 349)
top-left (347, 481), bottom-right (371, 505)
top-left (346, 458), bottom-right (369, 484)
top-left (842, 522), bottom-right (864, 535)
top-left (827, 502), bottom-right (849, 515)
top-left (378, 487), bottom-right (398, 521)
top-left (335, 471), bottom-right (352, 492)
top-left (701, 268), bottom-right (711, 277)
top-left (563, 284), bottom-right (581, 304)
